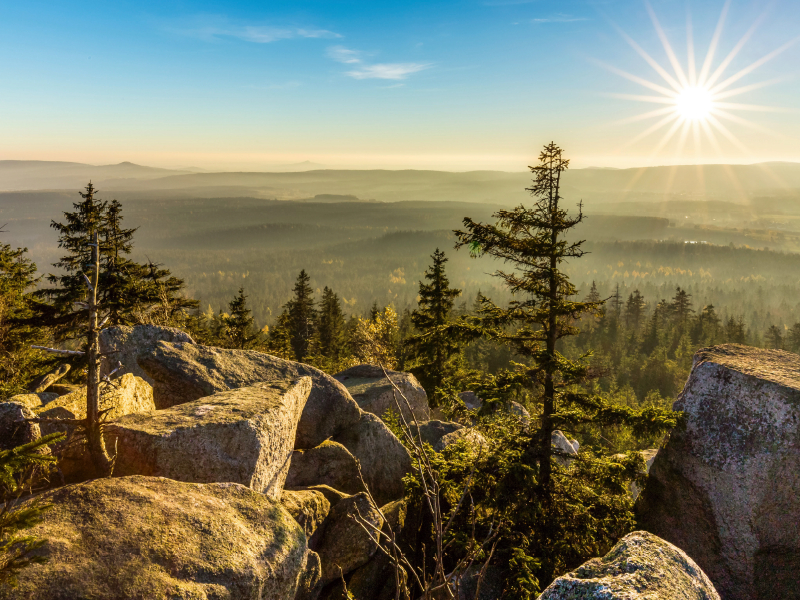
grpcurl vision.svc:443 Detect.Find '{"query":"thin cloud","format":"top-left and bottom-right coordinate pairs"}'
top-left (345, 63), bottom-right (431, 80)
top-left (328, 45), bottom-right (362, 64)
top-left (532, 14), bottom-right (589, 23)
top-left (175, 16), bottom-right (341, 43)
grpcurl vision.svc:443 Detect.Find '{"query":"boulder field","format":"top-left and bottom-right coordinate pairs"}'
top-left (637, 344), bottom-right (800, 600)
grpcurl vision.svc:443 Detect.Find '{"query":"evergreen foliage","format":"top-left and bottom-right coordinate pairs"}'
top-left (0, 433), bottom-right (64, 588)
top-left (405, 249), bottom-right (463, 405)
top-left (285, 270), bottom-right (316, 363)
top-left (222, 288), bottom-right (260, 349)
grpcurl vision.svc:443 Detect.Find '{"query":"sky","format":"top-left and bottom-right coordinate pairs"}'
top-left (1, 0), bottom-right (798, 171)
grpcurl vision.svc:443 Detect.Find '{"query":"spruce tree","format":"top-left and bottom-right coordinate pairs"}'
top-left (452, 142), bottom-right (678, 588)
top-left (766, 324), bottom-right (783, 349)
top-left (316, 287), bottom-right (347, 362)
top-left (405, 248), bottom-right (462, 401)
top-left (285, 270), bottom-right (316, 362)
top-left (224, 288), bottom-right (259, 349)
top-left (624, 289), bottom-right (646, 330)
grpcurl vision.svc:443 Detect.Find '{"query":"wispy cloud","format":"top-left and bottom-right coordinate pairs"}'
top-left (327, 44), bottom-right (430, 80)
top-left (175, 16), bottom-right (341, 43)
top-left (345, 63), bottom-right (431, 80)
top-left (327, 45), bottom-right (362, 64)
top-left (532, 14), bottom-right (589, 24)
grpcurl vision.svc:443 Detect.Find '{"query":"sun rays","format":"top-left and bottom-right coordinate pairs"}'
top-left (603, 0), bottom-right (798, 161)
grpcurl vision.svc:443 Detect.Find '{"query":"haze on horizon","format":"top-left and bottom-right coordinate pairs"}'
top-left (1, 0), bottom-right (798, 172)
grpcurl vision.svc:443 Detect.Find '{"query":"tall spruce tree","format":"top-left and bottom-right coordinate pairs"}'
top-left (452, 142), bottom-right (678, 589)
top-left (223, 288), bottom-right (259, 349)
top-left (405, 248), bottom-right (462, 400)
top-left (316, 286), bottom-right (347, 362)
top-left (37, 184), bottom-right (197, 346)
top-left (285, 270), bottom-right (316, 362)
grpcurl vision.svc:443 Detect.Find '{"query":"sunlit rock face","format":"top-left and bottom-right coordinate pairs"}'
top-left (0, 476), bottom-right (311, 600)
top-left (637, 344), bottom-right (800, 600)
top-left (539, 531), bottom-right (720, 600)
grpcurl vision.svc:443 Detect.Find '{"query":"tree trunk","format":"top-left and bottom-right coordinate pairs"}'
top-left (86, 232), bottom-right (113, 477)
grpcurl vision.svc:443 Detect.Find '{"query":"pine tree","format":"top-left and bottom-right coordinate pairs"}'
top-left (223, 288), bottom-right (259, 349)
top-left (671, 287), bottom-right (693, 329)
top-left (316, 287), bottom-right (347, 362)
top-left (285, 270), bottom-right (316, 363)
top-left (405, 248), bottom-right (462, 401)
top-left (624, 289), bottom-right (646, 330)
top-left (453, 142), bottom-right (678, 588)
top-left (0, 243), bottom-right (53, 397)
top-left (766, 324), bottom-right (783, 349)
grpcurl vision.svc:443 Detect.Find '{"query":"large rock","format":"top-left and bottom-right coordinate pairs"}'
top-left (286, 440), bottom-right (366, 496)
top-left (552, 430), bottom-right (578, 467)
top-left (34, 373), bottom-right (155, 423)
top-left (538, 530), bottom-right (720, 599)
top-left (282, 488), bottom-right (332, 539)
top-left (411, 419), bottom-right (463, 448)
top-left (6, 392), bottom-right (58, 410)
top-left (637, 344), bottom-right (800, 600)
top-left (334, 413), bottom-right (412, 506)
top-left (27, 363), bottom-right (70, 393)
top-left (434, 427), bottom-right (488, 453)
top-left (99, 324), bottom-right (195, 384)
top-left (0, 402), bottom-right (40, 450)
top-left (137, 341), bottom-right (362, 447)
top-left (0, 476), bottom-right (310, 600)
top-left (335, 364), bottom-right (430, 423)
top-left (107, 378), bottom-right (311, 499)
top-left (314, 492), bottom-right (384, 584)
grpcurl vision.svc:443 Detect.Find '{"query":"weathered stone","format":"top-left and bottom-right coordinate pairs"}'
top-left (291, 484), bottom-right (350, 508)
top-left (295, 550), bottom-right (323, 600)
top-left (0, 476), bottom-right (309, 600)
top-left (100, 324), bottom-right (195, 384)
top-left (335, 364), bottom-right (430, 423)
top-left (108, 378), bottom-right (311, 499)
top-left (334, 412), bottom-right (411, 506)
top-left (7, 392), bottom-right (58, 410)
top-left (632, 449), bottom-right (658, 500)
top-left (286, 440), bottom-right (366, 496)
top-left (282, 488), bottom-right (332, 539)
top-left (137, 341), bottom-right (362, 447)
top-left (509, 401), bottom-right (531, 426)
top-left (34, 373), bottom-right (155, 422)
top-left (27, 363), bottom-right (70, 393)
top-left (552, 429), bottom-right (578, 467)
top-left (637, 344), bottom-right (800, 600)
top-left (411, 419), bottom-right (463, 448)
top-left (459, 390), bottom-right (482, 411)
top-left (48, 383), bottom-right (82, 396)
top-left (314, 492), bottom-right (384, 583)
top-left (344, 499), bottom-right (407, 600)
top-left (0, 402), bottom-right (40, 450)
top-left (538, 530), bottom-right (720, 600)
top-left (434, 427), bottom-right (488, 453)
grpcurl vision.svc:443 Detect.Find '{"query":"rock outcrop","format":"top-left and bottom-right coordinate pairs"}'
top-left (0, 476), bottom-right (310, 600)
top-left (137, 341), bottom-right (362, 447)
top-left (459, 390), bottom-right (482, 411)
top-left (108, 378), bottom-right (311, 499)
top-left (34, 373), bottom-right (155, 425)
top-left (99, 324), bottom-right (195, 384)
top-left (637, 344), bottom-right (800, 600)
top-left (0, 402), bottom-right (40, 450)
top-left (538, 531), bottom-right (720, 599)
top-left (282, 488), bottom-right (332, 539)
top-left (411, 419), bottom-right (464, 448)
top-left (552, 430), bottom-right (578, 466)
top-left (285, 440), bottom-right (366, 496)
top-left (434, 427), bottom-right (488, 453)
top-left (335, 364), bottom-right (430, 423)
top-left (6, 392), bottom-right (57, 410)
top-left (27, 363), bottom-right (70, 394)
top-left (313, 492), bottom-right (384, 585)
top-left (334, 413), bottom-right (411, 506)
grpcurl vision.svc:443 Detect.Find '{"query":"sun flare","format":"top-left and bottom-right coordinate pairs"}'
top-left (602, 1), bottom-right (795, 159)
top-left (675, 86), bottom-right (714, 121)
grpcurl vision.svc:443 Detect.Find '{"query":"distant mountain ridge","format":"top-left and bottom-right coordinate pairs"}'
top-left (1, 159), bottom-right (799, 204)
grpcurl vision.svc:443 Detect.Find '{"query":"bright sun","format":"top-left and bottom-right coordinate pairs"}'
top-left (675, 86), bottom-right (714, 121)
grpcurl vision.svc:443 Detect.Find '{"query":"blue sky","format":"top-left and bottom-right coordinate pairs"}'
top-left (1, 0), bottom-right (798, 170)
